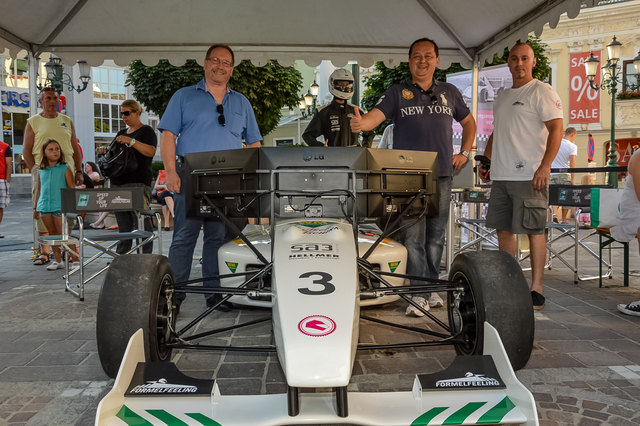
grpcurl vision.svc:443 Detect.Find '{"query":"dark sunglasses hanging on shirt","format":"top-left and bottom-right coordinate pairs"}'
top-left (217, 104), bottom-right (225, 126)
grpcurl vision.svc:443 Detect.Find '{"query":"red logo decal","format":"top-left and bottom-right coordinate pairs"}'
top-left (298, 315), bottom-right (336, 337)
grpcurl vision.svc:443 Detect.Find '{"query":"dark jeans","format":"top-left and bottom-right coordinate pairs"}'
top-left (396, 176), bottom-right (452, 294)
top-left (169, 160), bottom-right (226, 305)
top-left (112, 183), bottom-right (153, 255)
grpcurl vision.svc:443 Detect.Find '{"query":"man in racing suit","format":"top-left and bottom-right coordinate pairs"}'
top-left (302, 69), bottom-right (374, 147)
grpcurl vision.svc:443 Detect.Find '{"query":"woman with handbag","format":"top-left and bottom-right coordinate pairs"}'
top-left (109, 100), bottom-right (157, 254)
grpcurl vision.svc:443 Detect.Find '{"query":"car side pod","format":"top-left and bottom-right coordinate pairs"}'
top-left (95, 323), bottom-right (538, 425)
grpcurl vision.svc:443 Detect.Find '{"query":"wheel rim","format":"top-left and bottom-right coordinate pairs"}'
top-left (449, 271), bottom-right (480, 355)
top-left (154, 272), bottom-right (175, 361)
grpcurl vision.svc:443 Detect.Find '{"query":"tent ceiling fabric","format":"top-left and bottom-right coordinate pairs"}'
top-left (0, 0), bottom-right (581, 68)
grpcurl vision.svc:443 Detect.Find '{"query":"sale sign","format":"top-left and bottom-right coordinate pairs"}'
top-left (569, 51), bottom-right (601, 123)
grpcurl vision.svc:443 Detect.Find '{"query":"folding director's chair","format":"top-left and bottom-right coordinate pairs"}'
top-left (40, 187), bottom-right (162, 300)
top-left (545, 184), bottom-right (611, 284)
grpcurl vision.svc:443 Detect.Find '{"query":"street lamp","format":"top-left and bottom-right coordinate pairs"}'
top-left (584, 36), bottom-right (624, 188)
top-left (38, 56), bottom-right (91, 94)
top-left (633, 50), bottom-right (640, 90)
top-left (298, 96), bottom-right (308, 117)
top-left (298, 80), bottom-right (320, 118)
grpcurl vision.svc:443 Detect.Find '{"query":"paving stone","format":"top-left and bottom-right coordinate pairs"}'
top-left (582, 409), bottom-right (610, 421)
top-left (546, 409), bottom-right (578, 423)
top-left (523, 353), bottom-right (585, 369)
top-left (617, 351), bottom-right (640, 364)
top-left (594, 339), bottom-right (640, 352)
top-left (558, 403), bottom-right (579, 413)
top-left (179, 370), bottom-right (215, 380)
top-left (620, 386), bottom-right (640, 398)
top-left (582, 400), bottom-right (608, 411)
top-left (606, 404), bottom-right (635, 417)
top-left (578, 418), bottom-right (604, 426)
top-left (36, 340), bottom-right (86, 353)
top-left (610, 416), bottom-right (640, 426)
top-left (27, 352), bottom-right (89, 367)
top-left (217, 362), bottom-right (265, 379)
top-left (600, 387), bottom-right (635, 400)
top-left (215, 378), bottom-right (262, 395)
top-left (539, 402), bottom-right (559, 409)
top-left (538, 421), bottom-right (561, 426)
top-left (7, 411), bottom-right (35, 422)
top-left (266, 362), bottom-right (286, 383)
top-left (0, 341), bottom-right (43, 354)
top-left (0, 365), bottom-right (107, 382)
top-left (569, 351), bottom-right (632, 367)
top-left (555, 395), bottom-right (578, 405)
top-left (222, 351), bottom-right (271, 363)
top-left (533, 392), bottom-right (554, 402)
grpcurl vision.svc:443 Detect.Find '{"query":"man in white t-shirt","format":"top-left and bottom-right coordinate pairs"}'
top-left (480, 42), bottom-right (564, 310)
top-left (550, 127), bottom-right (578, 222)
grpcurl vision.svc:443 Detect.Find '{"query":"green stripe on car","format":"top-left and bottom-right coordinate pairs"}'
top-left (116, 406), bottom-right (221, 426)
top-left (412, 397), bottom-right (516, 425)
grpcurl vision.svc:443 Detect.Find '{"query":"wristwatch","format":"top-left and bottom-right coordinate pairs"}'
top-left (460, 150), bottom-right (470, 159)
top-left (129, 138), bottom-right (136, 147)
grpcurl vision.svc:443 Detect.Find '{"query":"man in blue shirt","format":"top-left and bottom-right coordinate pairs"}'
top-left (159, 43), bottom-right (262, 310)
top-left (351, 38), bottom-right (476, 317)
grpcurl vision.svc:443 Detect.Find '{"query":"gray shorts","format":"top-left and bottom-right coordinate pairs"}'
top-left (486, 180), bottom-right (548, 235)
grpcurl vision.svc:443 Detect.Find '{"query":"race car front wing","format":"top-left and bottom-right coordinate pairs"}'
top-left (95, 322), bottom-right (538, 425)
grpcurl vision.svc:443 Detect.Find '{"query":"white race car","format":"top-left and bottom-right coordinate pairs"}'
top-left (95, 147), bottom-right (537, 425)
top-left (217, 221), bottom-right (407, 308)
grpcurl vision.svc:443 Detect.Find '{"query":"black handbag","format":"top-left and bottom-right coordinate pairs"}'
top-left (98, 138), bottom-right (138, 179)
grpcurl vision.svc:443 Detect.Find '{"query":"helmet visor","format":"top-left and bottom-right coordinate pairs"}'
top-left (333, 80), bottom-right (353, 93)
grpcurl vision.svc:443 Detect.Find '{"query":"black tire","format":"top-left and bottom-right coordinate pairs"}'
top-left (448, 251), bottom-right (534, 371)
top-left (97, 254), bottom-right (176, 378)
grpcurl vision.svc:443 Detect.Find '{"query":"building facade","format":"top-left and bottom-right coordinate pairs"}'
top-left (540, 0), bottom-right (640, 181)
top-left (0, 54), bottom-right (159, 181)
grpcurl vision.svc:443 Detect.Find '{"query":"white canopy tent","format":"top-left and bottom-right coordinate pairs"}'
top-left (1, 0), bottom-right (583, 68)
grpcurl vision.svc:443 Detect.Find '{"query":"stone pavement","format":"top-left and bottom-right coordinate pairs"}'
top-left (1, 198), bottom-right (640, 425)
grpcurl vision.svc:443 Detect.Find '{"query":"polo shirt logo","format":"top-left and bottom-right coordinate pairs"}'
top-left (400, 106), bottom-right (425, 117)
top-left (402, 89), bottom-right (414, 100)
top-left (440, 93), bottom-right (448, 106)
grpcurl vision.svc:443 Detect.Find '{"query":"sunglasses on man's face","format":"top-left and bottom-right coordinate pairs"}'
top-left (121, 110), bottom-right (134, 116)
top-left (217, 104), bottom-right (225, 126)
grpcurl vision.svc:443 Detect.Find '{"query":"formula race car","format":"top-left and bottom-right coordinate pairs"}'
top-left (95, 147), bottom-right (537, 425)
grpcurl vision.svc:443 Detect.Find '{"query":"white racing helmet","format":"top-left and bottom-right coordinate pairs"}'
top-left (329, 68), bottom-right (355, 100)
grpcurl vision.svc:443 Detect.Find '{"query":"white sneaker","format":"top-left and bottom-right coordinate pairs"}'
top-left (46, 261), bottom-right (64, 271)
top-left (428, 292), bottom-right (444, 308)
top-left (405, 296), bottom-right (429, 317)
top-left (71, 261), bottom-right (81, 269)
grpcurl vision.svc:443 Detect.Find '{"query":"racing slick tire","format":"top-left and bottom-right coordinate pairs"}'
top-left (448, 251), bottom-right (534, 371)
top-left (97, 254), bottom-right (176, 378)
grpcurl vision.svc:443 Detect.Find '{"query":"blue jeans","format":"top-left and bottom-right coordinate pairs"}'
top-left (169, 166), bottom-right (226, 304)
top-left (398, 177), bottom-right (452, 292)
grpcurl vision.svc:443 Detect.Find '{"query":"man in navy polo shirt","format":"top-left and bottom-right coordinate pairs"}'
top-left (351, 37), bottom-right (476, 317)
top-left (159, 43), bottom-right (262, 310)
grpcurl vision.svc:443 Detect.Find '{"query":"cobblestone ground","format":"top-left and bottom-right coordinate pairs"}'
top-left (1, 199), bottom-right (640, 425)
